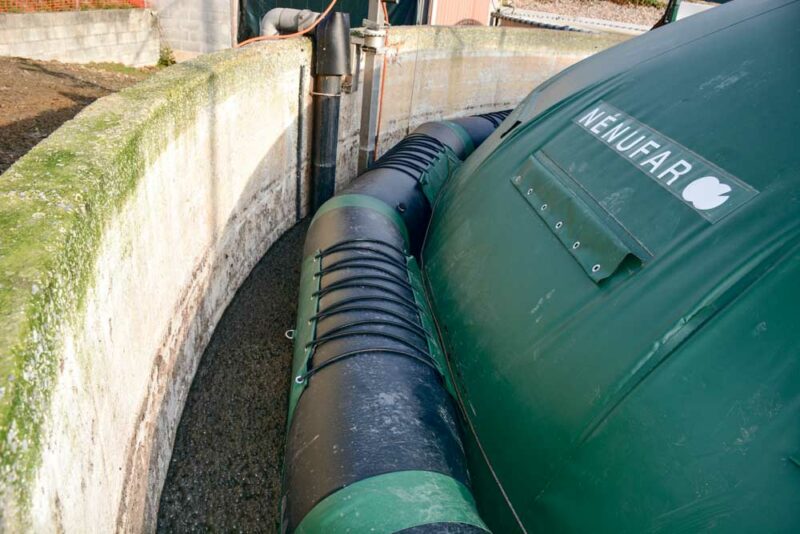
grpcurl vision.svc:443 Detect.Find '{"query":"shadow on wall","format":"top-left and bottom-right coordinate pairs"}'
top-left (107, 60), bottom-right (310, 531)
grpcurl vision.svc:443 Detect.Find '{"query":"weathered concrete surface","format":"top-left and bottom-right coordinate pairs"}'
top-left (336, 25), bottom-right (627, 187)
top-left (0, 10), bottom-right (160, 67)
top-left (0, 40), bottom-right (312, 531)
top-left (0, 25), bottom-right (624, 532)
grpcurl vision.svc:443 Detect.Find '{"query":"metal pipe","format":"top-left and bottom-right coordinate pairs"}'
top-left (310, 75), bottom-right (342, 211)
top-left (310, 12), bottom-right (351, 212)
top-left (259, 7), bottom-right (318, 37)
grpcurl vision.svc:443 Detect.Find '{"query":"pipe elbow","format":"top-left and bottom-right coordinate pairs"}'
top-left (259, 8), bottom-right (319, 37)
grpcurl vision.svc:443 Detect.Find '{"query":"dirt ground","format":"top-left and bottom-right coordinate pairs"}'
top-left (0, 57), bottom-right (152, 174)
top-left (157, 219), bottom-right (308, 532)
top-left (514, 0), bottom-right (665, 26)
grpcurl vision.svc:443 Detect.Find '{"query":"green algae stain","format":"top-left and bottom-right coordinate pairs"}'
top-left (0, 39), bottom-right (313, 527)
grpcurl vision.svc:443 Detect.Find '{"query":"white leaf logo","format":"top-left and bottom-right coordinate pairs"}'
top-left (682, 176), bottom-right (732, 211)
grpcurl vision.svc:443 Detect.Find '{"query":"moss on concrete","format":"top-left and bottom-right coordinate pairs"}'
top-left (0, 38), bottom-right (312, 527)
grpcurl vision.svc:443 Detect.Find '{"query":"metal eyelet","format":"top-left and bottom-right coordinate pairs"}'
top-left (592, 264), bottom-right (601, 273)
top-left (295, 375), bottom-right (305, 384)
top-left (285, 329), bottom-right (295, 340)
top-left (513, 175), bottom-right (522, 184)
top-left (540, 203), bottom-right (548, 211)
top-left (572, 241), bottom-right (581, 249)
top-left (555, 221), bottom-right (563, 229)
top-left (526, 188), bottom-right (533, 196)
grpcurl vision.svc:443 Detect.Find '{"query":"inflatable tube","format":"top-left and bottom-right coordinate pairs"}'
top-left (281, 112), bottom-right (508, 533)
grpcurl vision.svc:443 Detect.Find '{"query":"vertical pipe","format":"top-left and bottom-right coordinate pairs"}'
top-left (310, 12), bottom-right (351, 212)
top-left (310, 75), bottom-right (342, 211)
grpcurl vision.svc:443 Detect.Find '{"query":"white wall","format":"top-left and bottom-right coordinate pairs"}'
top-left (149, 0), bottom-right (233, 57)
top-left (0, 9), bottom-right (159, 67)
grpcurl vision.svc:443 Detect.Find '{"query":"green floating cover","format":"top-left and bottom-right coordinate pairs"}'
top-left (511, 153), bottom-right (641, 282)
top-left (295, 470), bottom-right (490, 534)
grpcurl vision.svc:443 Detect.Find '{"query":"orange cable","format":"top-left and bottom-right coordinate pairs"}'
top-left (236, 0), bottom-right (339, 47)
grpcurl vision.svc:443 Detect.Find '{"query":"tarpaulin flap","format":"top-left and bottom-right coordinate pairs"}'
top-left (512, 152), bottom-right (642, 282)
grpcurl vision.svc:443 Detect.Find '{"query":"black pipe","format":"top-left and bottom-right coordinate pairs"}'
top-left (283, 112), bottom-right (509, 532)
top-left (310, 12), bottom-right (350, 212)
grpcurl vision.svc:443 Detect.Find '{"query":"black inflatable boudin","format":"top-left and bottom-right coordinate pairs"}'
top-left (282, 111), bottom-right (509, 533)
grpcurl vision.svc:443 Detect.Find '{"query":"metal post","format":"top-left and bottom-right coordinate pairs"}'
top-left (356, 0), bottom-right (386, 174)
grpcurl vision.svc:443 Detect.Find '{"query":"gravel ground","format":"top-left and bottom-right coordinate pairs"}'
top-left (513, 0), bottom-right (665, 26)
top-left (157, 219), bottom-right (309, 532)
top-left (0, 57), bottom-right (152, 174)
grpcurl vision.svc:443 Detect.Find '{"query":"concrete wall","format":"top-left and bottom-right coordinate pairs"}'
top-left (336, 25), bottom-right (625, 188)
top-left (0, 26), bottom-right (623, 531)
top-left (149, 0), bottom-right (233, 57)
top-left (0, 9), bottom-right (159, 67)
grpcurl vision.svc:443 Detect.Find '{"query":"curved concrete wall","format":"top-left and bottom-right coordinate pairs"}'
top-left (0, 26), bottom-right (624, 531)
top-left (336, 25), bottom-right (624, 187)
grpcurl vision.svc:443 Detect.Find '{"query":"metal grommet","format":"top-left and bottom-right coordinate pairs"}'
top-left (540, 203), bottom-right (548, 211)
top-left (572, 241), bottom-right (581, 249)
top-left (513, 175), bottom-right (522, 184)
top-left (526, 188), bottom-right (533, 196)
top-left (592, 264), bottom-right (601, 273)
top-left (295, 375), bottom-right (305, 384)
top-left (284, 329), bottom-right (295, 340)
top-left (555, 221), bottom-right (563, 229)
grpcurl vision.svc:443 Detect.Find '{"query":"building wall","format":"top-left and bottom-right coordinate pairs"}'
top-left (429, 0), bottom-right (493, 25)
top-left (0, 9), bottom-right (159, 67)
top-left (149, 0), bottom-right (233, 56)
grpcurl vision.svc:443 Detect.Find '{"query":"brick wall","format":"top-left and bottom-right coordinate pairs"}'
top-left (0, 9), bottom-right (159, 66)
top-left (149, 0), bottom-right (232, 56)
